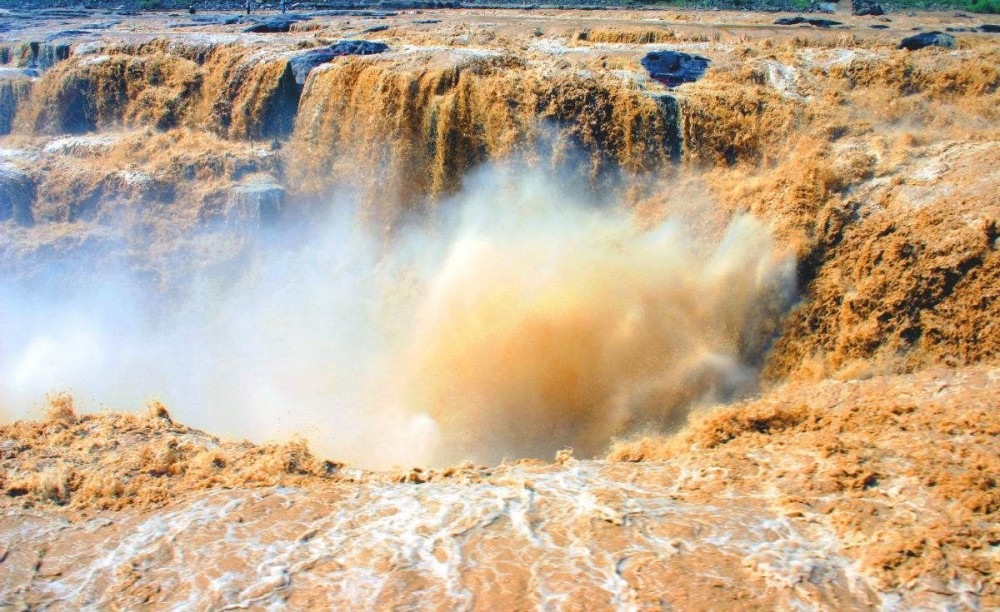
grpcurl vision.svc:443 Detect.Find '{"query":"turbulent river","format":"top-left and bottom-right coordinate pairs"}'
top-left (0, 4), bottom-right (998, 610)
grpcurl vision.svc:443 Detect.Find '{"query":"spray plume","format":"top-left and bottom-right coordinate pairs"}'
top-left (0, 165), bottom-right (795, 468)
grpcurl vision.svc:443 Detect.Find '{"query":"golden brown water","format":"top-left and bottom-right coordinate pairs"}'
top-left (0, 6), bottom-right (998, 609)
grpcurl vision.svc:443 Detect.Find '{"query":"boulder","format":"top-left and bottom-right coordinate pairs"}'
top-left (244, 18), bottom-right (294, 33)
top-left (289, 40), bottom-right (390, 86)
top-left (899, 31), bottom-right (956, 50)
top-left (980, 24), bottom-right (1000, 33)
top-left (243, 15), bottom-right (310, 33)
top-left (0, 164), bottom-right (35, 226)
top-left (641, 51), bottom-right (709, 87)
top-left (852, 0), bottom-right (885, 16)
top-left (774, 16), bottom-right (844, 28)
top-left (192, 14), bottom-right (243, 25)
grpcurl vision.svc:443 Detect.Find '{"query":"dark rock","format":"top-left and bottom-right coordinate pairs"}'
top-left (981, 24), bottom-right (1000, 33)
top-left (851, 0), bottom-right (884, 16)
top-left (807, 18), bottom-right (843, 27)
top-left (250, 63), bottom-right (300, 139)
top-left (193, 14), bottom-right (242, 24)
top-left (413, 19), bottom-right (441, 24)
top-left (363, 24), bottom-right (389, 33)
top-left (0, 164), bottom-right (35, 226)
top-left (899, 31), bottom-right (956, 50)
top-left (288, 40), bottom-right (390, 85)
top-left (641, 51), bottom-right (709, 87)
top-left (945, 26), bottom-right (976, 32)
top-left (774, 16), bottom-right (843, 28)
top-left (870, 24), bottom-right (889, 29)
top-left (243, 15), bottom-right (310, 33)
top-left (244, 18), bottom-right (295, 33)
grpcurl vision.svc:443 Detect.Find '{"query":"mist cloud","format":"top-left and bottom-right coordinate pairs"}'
top-left (0, 163), bottom-right (795, 468)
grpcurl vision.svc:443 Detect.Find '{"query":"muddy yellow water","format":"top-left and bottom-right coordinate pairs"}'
top-left (0, 5), bottom-right (998, 609)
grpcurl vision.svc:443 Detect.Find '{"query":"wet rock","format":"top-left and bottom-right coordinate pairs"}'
top-left (244, 18), bottom-right (293, 33)
top-left (225, 179), bottom-right (284, 226)
top-left (774, 16), bottom-right (844, 28)
top-left (640, 51), bottom-right (709, 87)
top-left (193, 14), bottom-right (242, 25)
top-left (899, 31), bottom-right (956, 50)
top-left (852, 0), bottom-right (884, 16)
top-left (243, 15), bottom-right (309, 33)
top-left (289, 40), bottom-right (390, 86)
top-left (871, 24), bottom-right (890, 29)
top-left (980, 24), bottom-right (1000, 33)
top-left (0, 164), bottom-right (35, 226)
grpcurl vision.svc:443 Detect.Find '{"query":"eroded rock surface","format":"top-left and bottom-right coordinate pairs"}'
top-left (899, 31), bottom-right (957, 49)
